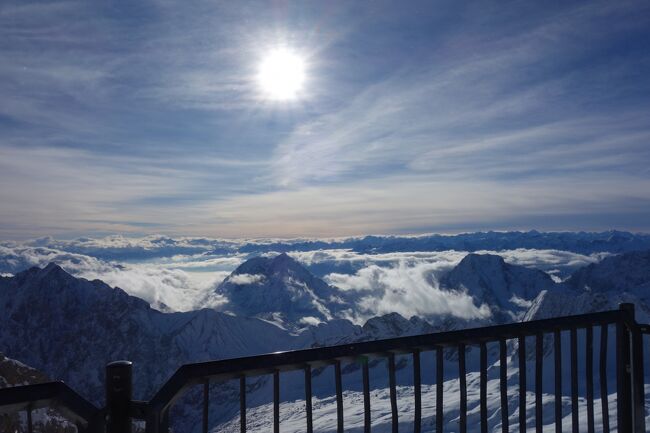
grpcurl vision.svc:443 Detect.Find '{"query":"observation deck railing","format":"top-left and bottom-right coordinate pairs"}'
top-left (0, 303), bottom-right (647, 433)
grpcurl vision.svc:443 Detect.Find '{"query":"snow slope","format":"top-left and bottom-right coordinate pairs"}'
top-left (215, 380), bottom-right (650, 433)
top-left (213, 253), bottom-right (351, 330)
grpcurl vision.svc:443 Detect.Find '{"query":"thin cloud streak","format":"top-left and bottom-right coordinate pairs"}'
top-left (0, 0), bottom-right (649, 238)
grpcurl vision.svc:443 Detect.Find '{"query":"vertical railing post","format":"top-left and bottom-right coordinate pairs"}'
top-left (145, 409), bottom-right (159, 433)
top-left (106, 361), bottom-right (133, 433)
top-left (617, 304), bottom-right (633, 433)
top-left (623, 303), bottom-right (647, 433)
top-left (631, 324), bottom-right (646, 433)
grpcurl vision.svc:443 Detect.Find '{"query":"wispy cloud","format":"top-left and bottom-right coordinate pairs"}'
top-left (272, 1), bottom-right (650, 187)
top-left (1, 0), bottom-right (649, 238)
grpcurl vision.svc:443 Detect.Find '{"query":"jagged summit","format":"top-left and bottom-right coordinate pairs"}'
top-left (362, 313), bottom-right (436, 339)
top-left (233, 253), bottom-right (306, 277)
top-left (0, 263), bottom-right (297, 405)
top-left (14, 262), bottom-right (72, 282)
top-left (214, 253), bottom-right (349, 329)
top-left (567, 249), bottom-right (650, 296)
top-left (441, 253), bottom-right (559, 322)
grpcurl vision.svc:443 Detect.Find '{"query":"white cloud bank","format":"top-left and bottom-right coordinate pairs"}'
top-left (227, 273), bottom-right (265, 285)
top-left (0, 244), bottom-right (236, 312)
top-left (0, 238), bottom-right (608, 322)
top-left (291, 248), bottom-right (604, 323)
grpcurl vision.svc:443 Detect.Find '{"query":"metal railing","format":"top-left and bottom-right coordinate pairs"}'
top-left (0, 380), bottom-right (102, 432)
top-left (0, 303), bottom-right (647, 433)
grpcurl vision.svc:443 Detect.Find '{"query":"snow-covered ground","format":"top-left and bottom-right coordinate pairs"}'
top-left (215, 378), bottom-right (650, 433)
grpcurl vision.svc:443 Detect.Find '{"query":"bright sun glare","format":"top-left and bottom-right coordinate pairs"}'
top-left (257, 48), bottom-right (306, 100)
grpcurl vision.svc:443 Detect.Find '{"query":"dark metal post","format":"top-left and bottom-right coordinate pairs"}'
top-left (631, 324), bottom-right (646, 433)
top-left (106, 361), bottom-right (132, 433)
top-left (204, 379), bottom-right (211, 433)
top-left (362, 359), bottom-right (371, 433)
top-left (617, 304), bottom-right (633, 433)
top-left (600, 325), bottom-right (610, 433)
top-left (413, 349), bottom-right (422, 433)
top-left (273, 370), bottom-right (280, 433)
top-left (622, 303), bottom-right (646, 433)
top-left (27, 404), bottom-right (33, 433)
top-left (436, 348), bottom-right (443, 433)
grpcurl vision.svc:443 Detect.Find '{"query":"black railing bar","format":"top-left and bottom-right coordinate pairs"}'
top-left (586, 326), bottom-right (595, 433)
top-left (239, 376), bottom-right (245, 433)
top-left (130, 400), bottom-right (148, 419)
top-left (499, 339), bottom-right (509, 433)
top-left (204, 379), bottom-right (210, 433)
top-left (147, 309), bottom-right (628, 411)
top-left (459, 343), bottom-right (467, 433)
top-left (413, 349), bottom-right (422, 433)
top-left (0, 381), bottom-right (98, 425)
top-left (273, 370), bottom-right (279, 433)
top-left (335, 360), bottom-right (344, 433)
top-left (554, 330), bottom-right (562, 433)
top-left (535, 333), bottom-right (543, 433)
top-left (631, 325), bottom-right (646, 433)
top-left (599, 325), bottom-right (609, 433)
top-left (27, 403), bottom-right (33, 433)
top-left (388, 353), bottom-right (398, 433)
top-left (436, 348), bottom-right (443, 433)
top-left (518, 336), bottom-right (526, 433)
top-left (305, 365), bottom-right (313, 433)
top-left (570, 328), bottom-right (579, 433)
top-left (616, 319), bottom-right (632, 433)
top-left (362, 359), bottom-right (370, 433)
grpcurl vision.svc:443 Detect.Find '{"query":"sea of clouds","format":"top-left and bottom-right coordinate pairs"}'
top-left (0, 235), bottom-right (609, 322)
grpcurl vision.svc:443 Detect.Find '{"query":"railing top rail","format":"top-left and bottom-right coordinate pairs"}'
top-left (149, 308), bottom-right (631, 411)
top-left (0, 381), bottom-right (100, 426)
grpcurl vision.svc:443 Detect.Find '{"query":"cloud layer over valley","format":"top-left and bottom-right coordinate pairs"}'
top-left (0, 233), bottom-right (613, 322)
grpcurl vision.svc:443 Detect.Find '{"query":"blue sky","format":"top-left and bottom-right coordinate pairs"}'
top-left (1, 0), bottom-right (650, 239)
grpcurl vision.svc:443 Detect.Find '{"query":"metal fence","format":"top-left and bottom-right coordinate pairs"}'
top-left (0, 303), bottom-right (647, 433)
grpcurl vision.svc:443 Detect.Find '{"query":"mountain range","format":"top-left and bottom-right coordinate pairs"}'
top-left (1, 247), bottom-right (650, 432)
top-left (237, 230), bottom-right (650, 255)
top-left (4, 231), bottom-right (650, 271)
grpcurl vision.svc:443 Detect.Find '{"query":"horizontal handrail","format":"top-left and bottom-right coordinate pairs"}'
top-left (0, 305), bottom-right (644, 433)
top-left (0, 381), bottom-right (100, 427)
top-left (148, 308), bottom-right (630, 412)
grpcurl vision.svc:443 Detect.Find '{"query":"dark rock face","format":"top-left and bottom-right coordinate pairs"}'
top-left (0, 264), bottom-right (296, 405)
top-left (567, 250), bottom-right (650, 296)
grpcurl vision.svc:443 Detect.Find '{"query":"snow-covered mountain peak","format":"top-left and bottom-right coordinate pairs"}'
top-left (567, 249), bottom-right (650, 297)
top-left (14, 262), bottom-right (76, 286)
top-left (457, 252), bottom-right (507, 268)
top-left (215, 254), bottom-right (349, 330)
top-left (441, 253), bottom-right (559, 322)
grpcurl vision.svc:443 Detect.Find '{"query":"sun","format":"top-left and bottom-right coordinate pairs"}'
top-left (257, 48), bottom-right (306, 100)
